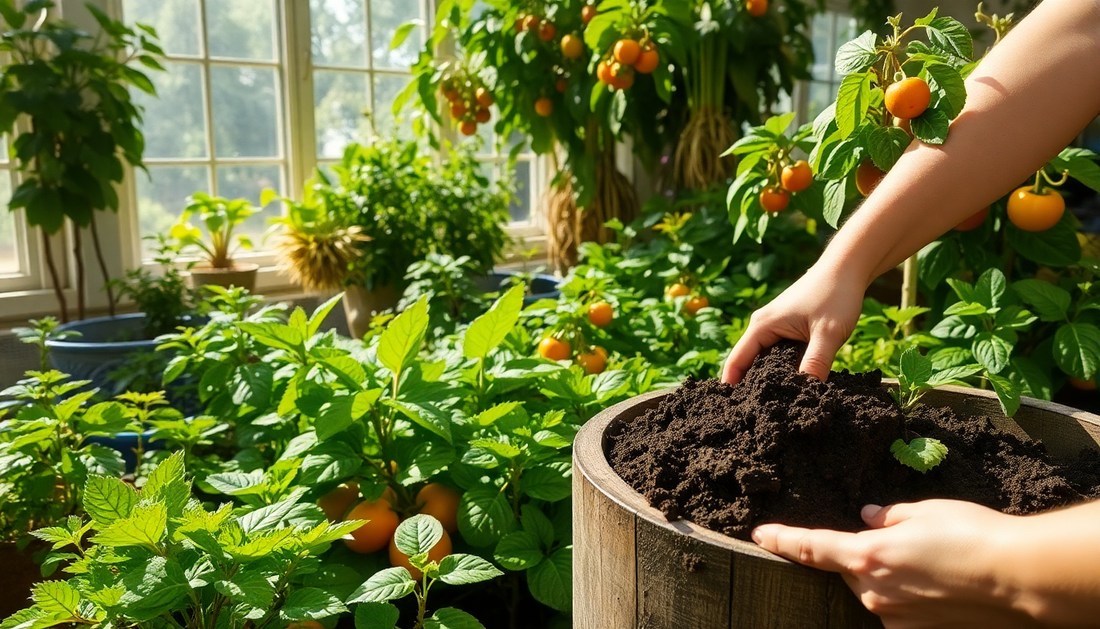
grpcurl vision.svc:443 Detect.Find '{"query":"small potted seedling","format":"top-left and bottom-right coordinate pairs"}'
top-left (171, 192), bottom-right (259, 292)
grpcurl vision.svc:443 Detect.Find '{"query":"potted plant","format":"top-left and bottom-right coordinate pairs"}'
top-left (171, 192), bottom-right (261, 292)
top-left (0, 0), bottom-right (162, 322)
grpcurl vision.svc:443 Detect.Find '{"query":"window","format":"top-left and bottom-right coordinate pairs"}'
top-left (309, 0), bottom-right (429, 165)
top-left (122, 0), bottom-right (289, 258)
top-left (472, 130), bottom-right (540, 227)
top-left (0, 137), bottom-right (18, 276)
top-left (804, 11), bottom-right (859, 121)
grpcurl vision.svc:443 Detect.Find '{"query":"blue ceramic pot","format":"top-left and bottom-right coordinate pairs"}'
top-left (474, 271), bottom-right (560, 306)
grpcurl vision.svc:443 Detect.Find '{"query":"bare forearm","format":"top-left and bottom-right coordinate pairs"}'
top-left (999, 499), bottom-right (1100, 626)
top-left (819, 0), bottom-right (1100, 285)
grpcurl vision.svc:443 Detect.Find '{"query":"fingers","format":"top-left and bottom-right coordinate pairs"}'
top-left (862, 502), bottom-right (933, 528)
top-left (798, 323), bottom-right (847, 381)
top-left (751, 524), bottom-right (859, 573)
top-left (721, 324), bottom-right (781, 384)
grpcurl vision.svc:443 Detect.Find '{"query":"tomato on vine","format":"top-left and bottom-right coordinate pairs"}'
top-left (885, 76), bottom-right (931, 120)
top-left (459, 120), bottom-right (477, 136)
top-left (759, 186), bottom-right (790, 213)
top-left (780, 160), bottom-right (812, 193)
top-left (416, 483), bottom-right (461, 533)
top-left (535, 97), bottom-right (554, 117)
top-left (475, 87), bottom-right (493, 107)
top-left (522, 15), bottom-right (539, 31)
top-left (582, 5), bottom-right (596, 25)
top-left (685, 296), bottom-right (710, 316)
top-left (746, 0), bottom-right (768, 17)
top-left (634, 42), bottom-right (659, 74)
top-left (561, 34), bottom-right (584, 59)
top-left (954, 206), bottom-right (988, 232)
top-left (666, 283), bottom-right (690, 299)
top-left (588, 301), bottom-right (613, 327)
top-left (613, 39), bottom-right (641, 65)
top-left (555, 78), bottom-right (568, 93)
top-left (856, 160), bottom-right (886, 196)
top-left (576, 348), bottom-right (607, 375)
top-left (539, 336), bottom-right (571, 360)
top-left (345, 498), bottom-right (400, 554)
top-left (538, 20), bottom-right (557, 42)
top-left (1008, 168), bottom-right (1068, 232)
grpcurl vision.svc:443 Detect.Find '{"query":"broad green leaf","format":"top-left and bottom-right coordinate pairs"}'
top-left (354, 602), bottom-right (400, 629)
top-left (309, 293), bottom-right (345, 336)
top-left (206, 471), bottom-right (266, 496)
top-left (237, 496), bottom-right (304, 533)
top-left (835, 72), bottom-right (873, 138)
top-left (926, 17), bottom-right (973, 60)
top-left (92, 502), bottom-right (167, 549)
top-left (988, 374), bottom-right (1021, 417)
top-left (943, 301), bottom-right (987, 317)
top-left (1006, 211), bottom-right (1081, 267)
top-left (822, 179), bottom-right (847, 228)
top-left (346, 567), bottom-right (417, 604)
top-left (423, 608), bottom-right (485, 629)
top-left (527, 546), bottom-right (572, 612)
top-left (280, 588), bottom-right (347, 621)
top-left (118, 556), bottom-right (190, 621)
top-left (519, 463), bottom-right (572, 501)
top-left (474, 402), bottom-right (521, 426)
top-left (923, 63), bottom-right (967, 118)
top-left (438, 553), bottom-right (503, 585)
top-left (927, 364), bottom-right (983, 387)
top-left (386, 400), bottom-right (453, 443)
top-left (521, 504), bottom-right (555, 548)
top-left (868, 125), bottom-right (911, 172)
top-left (31, 582), bottom-right (80, 617)
top-left (300, 441), bottom-right (362, 485)
top-left (834, 31), bottom-right (878, 75)
top-left (973, 268), bottom-right (1007, 309)
top-left (378, 296), bottom-right (429, 376)
top-left (389, 21), bottom-right (418, 50)
top-left (899, 348), bottom-right (933, 386)
top-left (464, 285), bottom-right (525, 360)
top-left (394, 514), bottom-right (444, 557)
top-left (1009, 357), bottom-right (1053, 401)
top-left (910, 107), bottom-right (950, 145)
top-left (82, 476), bottom-right (137, 525)
top-left (972, 332), bottom-right (1012, 374)
top-left (493, 531), bottom-right (544, 571)
top-left (457, 487), bottom-right (517, 548)
top-left (763, 112), bottom-right (796, 136)
top-left (239, 322), bottom-right (304, 354)
top-left (1054, 322), bottom-right (1100, 380)
top-left (1012, 280), bottom-right (1071, 322)
top-left (215, 569), bottom-right (277, 608)
top-left (890, 438), bottom-right (948, 473)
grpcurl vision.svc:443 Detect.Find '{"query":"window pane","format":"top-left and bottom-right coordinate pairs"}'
top-left (810, 14), bottom-right (833, 82)
top-left (216, 164), bottom-right (284, 248)
top-left (206, 0), bottom-right (276, 61)
top-left (370, 0), bottom-right (421, 70)
top-left (137, 165), bottom-right (210, 257)
top-left (0, 173), bottom-right (18, 274)
top-left (315, 70), bottom-right (370, 158)
top-left (211, 66), bottom-right (281, 158)
top-left (311, 0), bottom-right (368, 68)
top-left (507, 161), bottom-right (531, 223)
top-left (372, 74), bottom-right (415, 140)
top-left (122, 0), bottom-right (201, 57)
top-left (134, 61), bottom-right (207, 159)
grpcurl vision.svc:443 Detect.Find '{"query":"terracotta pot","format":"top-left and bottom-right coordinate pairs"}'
top-left (573, 385), bottom-right (1100, 629)
top-left (0, 541), bottom-right (46, 617)
top-left (343, 284), bottom-right (399, 338)
top-left (188, 263), bottom-right (259, 293)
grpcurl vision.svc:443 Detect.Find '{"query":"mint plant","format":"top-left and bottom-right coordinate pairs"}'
top-left (347, 514), bottom-right (502, 629)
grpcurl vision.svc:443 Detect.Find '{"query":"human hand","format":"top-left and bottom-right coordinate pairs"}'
top-left (721, 262), bottom-right (865, 384)
top-left (751, 500), bottom-right (1037, 628)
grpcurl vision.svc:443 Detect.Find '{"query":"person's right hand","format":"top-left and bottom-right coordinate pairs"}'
top-left (721, 262), bottom-right (866, 384)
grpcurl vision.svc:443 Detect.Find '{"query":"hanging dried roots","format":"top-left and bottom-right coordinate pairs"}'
top-left (546, 177), bottom-right (578, 274)
top-left (273, 223), bottom-right (368, 293)
top-left (673, 105), bottom-right (737, 191)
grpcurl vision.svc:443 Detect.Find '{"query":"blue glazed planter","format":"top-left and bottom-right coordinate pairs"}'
top-left (86, 430), bottom-right (162, 474)
top-left (475, 271), bottom-right (560, 305)
top-left (45, 313), bottom-right (162, 392)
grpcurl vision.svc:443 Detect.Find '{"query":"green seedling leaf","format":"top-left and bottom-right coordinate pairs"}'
top-left (890, 438), bottom-right (948, 473)
top-left (988, 374), bottom-right (1021, 417)
top-left (438, 553), bottom-right (504, 585)
top-left (899, 347), bottom-right (933, 387)
top-left (464, 285), bottom-right (524, 360)
top-left (926, 364), bottom-right (982, 387)
top-left (355, 602), bottom-right (400, 629)
top-left (394, 514), bottom-right (444, 557)
top-left (973, 268), bottom-right (1007, 309)
top-left (346, 567), bottom-right (417, 604)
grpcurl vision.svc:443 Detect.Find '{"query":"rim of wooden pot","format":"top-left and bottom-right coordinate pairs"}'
top-left (575, 384), bottom-right (1100, 565)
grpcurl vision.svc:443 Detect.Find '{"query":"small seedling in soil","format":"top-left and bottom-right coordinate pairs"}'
top-left (891, 347), bottom-right (981, 472)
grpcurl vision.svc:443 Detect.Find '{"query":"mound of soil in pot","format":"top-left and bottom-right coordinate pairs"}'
top-left (609, 343), bottom-right (1100, 539)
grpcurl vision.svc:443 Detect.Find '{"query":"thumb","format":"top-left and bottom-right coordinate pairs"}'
top-left (798, 327), bottom-right (846, 381)
top-left (862, 502), bottom-right (922, 529)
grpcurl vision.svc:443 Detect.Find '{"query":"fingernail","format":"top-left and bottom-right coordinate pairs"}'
top-left (751, 528), bottom-right (763, 544)
top-left (861, 504), bottom-right (882, 519)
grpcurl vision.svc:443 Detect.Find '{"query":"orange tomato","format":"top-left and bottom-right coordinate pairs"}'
top-left (389, 529), bottom-right (451, 580)
top-left (609, 62), bottom-right (634, 90)
top-left (588, 301), bottom-right (613, 327)
top-left (596, 60), bottom-right (613, 84)
top-left (885, 77), bottom-right (931, 120)
top-left (613, 39), bottom-right (641, 65)
top-left (443, 89), bottom-right (459, 102)
top-left (522, 15), bottom-right (540, 31)
top-left (685, 296), bottom-right (710, 316)
top-left (1007, 187), bottom-right (1065, 232)
top-left (459, 120), bottom-right (478, 136)
top-left (759, 186), bottom-right (790, 213)
top-left (475, 108), bottom-right (491, 124)
top-left (538, 21), bottom-right (557, 42)
top-left (634, 45), bottom-right (659, 74)
top-left (954, 206), bottom-right (989, 232)
top-left (345, 499), bottom-right (400, 554)
top-left (855, 160), bottom-right (886, 196)
top-left (475, 87), bottom-right (493, 107)
top-left (539, 337), bottom-right (571, 360)
top-left (561, 34), bottom-right (584, 59)
top-left (581, 5), bottom-right (596, 24)
top-left (1069, 377), bottom-right (1097, 391)
top-left (555, 78), bottom-right (569, 93)
top-left (535, 97), bottom-right (554, 117)
top-left (667, 283), bottom-right (690, 299)
top-left (576, 349), bottom-right (607, 375)
top-left (746, 0), bottom-right (768, 17)
top-left (416, 483), bottom-right (461, 533)
top-left (449, 102), bottom-right (467, 119)
top-left (318, 481), bottom-right (359, 522)
top-left (780, 160), bottom-right (813, 193)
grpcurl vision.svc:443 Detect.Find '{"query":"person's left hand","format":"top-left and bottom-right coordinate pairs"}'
top-left (751, 499), bottom-right (1039, 629)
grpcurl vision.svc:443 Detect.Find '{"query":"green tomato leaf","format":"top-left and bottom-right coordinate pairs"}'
top-left (822, 179), bottom-right (847, 229)
top-left (521, 504), bottom-right (555, 548)
top-left (423, 608), bottom-right (486, 629)
top-left (1054, 322), bottom-right (1100, 380)
top-left (1012, 279), bottom-right (1071, 322)
top-left (868, 125), bottom-right (911, 172)
top-left (82, 476), bottom-right (138, 526)
top-left (394, 514), bottom-right (444, 557)
top-left (346, 567), bottom-right (417, 604)
top-left (118, 556), bottom-right (190, 621)
top-left (92, 501), bottom-right (167, 549)
top-left (835, 72), bottom-right (873, 139)
top-left (972, 332), bottom-right (1013, 375)
top-left (438, 553), bottom-right (504, 585)
top-left (899, 347), bottom-right (933, 386)
top-left (890, 438), bottom-right (948, 473)
top-left (378, 296), bottom-right (429, 377)
top-left (925, 17), bottom-right (974, 60)
top-left (987, 373), bottom-right (1022, 417)
top-left (1006, 211), bottom-right (1082, 267)
top-left (834, 30), bottom-right (878, 75)
top-left (354, 603), bottom-right (400, 629)
top-left (923, 63), bottom-right (967, 119)
top-left (457, 487), bottom-right (517, 548)
top-left (519, 462), bottom-right (572, 501)
top-left (280, 588), bottom-right (347, 621)
top-left (493, 530), bottom-right (544, 571)
top-left (910, 107), bottom-right (950, 145)
top-left (527, 546), bottom-right (572, 612)
top-left (463, 285), bottom-right (524, 360)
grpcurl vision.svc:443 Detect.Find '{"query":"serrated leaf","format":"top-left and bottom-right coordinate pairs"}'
top-left (527, 547), bottom-right (572, 612)
top-left (82, 476), bottom-right (137, 525)
top-left (890, 438), bottom-right (948, 473)
top-left (910, 107), bottom-right (950, 145)
top-left (32, 582), bottom-right (80, 617)
top-left (836, 72), bottom-right (873, 138)
top-left (943, 301), bottom-right (987, 316)
top-left (868, 125), bottom-right (911, 172)
top-left (972, 332), bottom-right (1013, 374)
top-left (394, 514), bottom-right (444, 557)
top-left (205, 471), bottom-right (266, 496)
top-left (521, 504), bottom-right (555, 548)
top-left (464, 285), bottom-right (525, 360)
top-left (924, 63), bottom-right (967, 118)
top-left (457, 487), bottom-right (517, 548)
top-left (215, 569), bottom-right (277, 608)
top-left (118, 556), bottom-right (189, 621)
top-left (280, 588), bottom-right (347, 621)
top-left (92, 501), bottom-right (167, 549)
top-left (899, 347), bottom-right (933, 386)
top-left (927, 364), bottom-right (983, 387)
top-left (926, 17), bottom-right (973, 60)
top-left (378, 296), bottom-right (429, 377)
top-left (1012, 280), bottom-right (1071, 322)
top-left (346, 567), bottom-right (416, 604)
top-left (423, 608), bottom-right (485, 629)
top-left (834, 31), bottom-right (878, 75)
top-left (822, 179), bottom-right (846, 228)
top-left (519, 463), bottom-right (572, 501)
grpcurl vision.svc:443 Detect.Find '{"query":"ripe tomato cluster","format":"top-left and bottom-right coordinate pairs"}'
top-left (666, 282), bottom-right (710, 315)
top-left (597, 37), bottom-right (660, 92)
top-left (439, 73), bottom-right (494, 137)
top-left (537, 298), bottom-right (618, 374)
top-left (759, 159), bottom-right (813, 213)
top-left (321, 478), bottom-right (462, 578)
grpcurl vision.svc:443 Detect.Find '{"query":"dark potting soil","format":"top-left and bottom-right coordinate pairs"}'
top-left (609, 342), bottom-right (1100, 540)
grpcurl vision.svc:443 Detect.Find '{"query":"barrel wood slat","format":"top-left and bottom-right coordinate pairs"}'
top-left (574, 385), bottom-right (1100, 629)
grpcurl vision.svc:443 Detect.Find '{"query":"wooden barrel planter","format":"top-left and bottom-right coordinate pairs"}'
top-left (573, 386), bottom-right (1100, 629)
